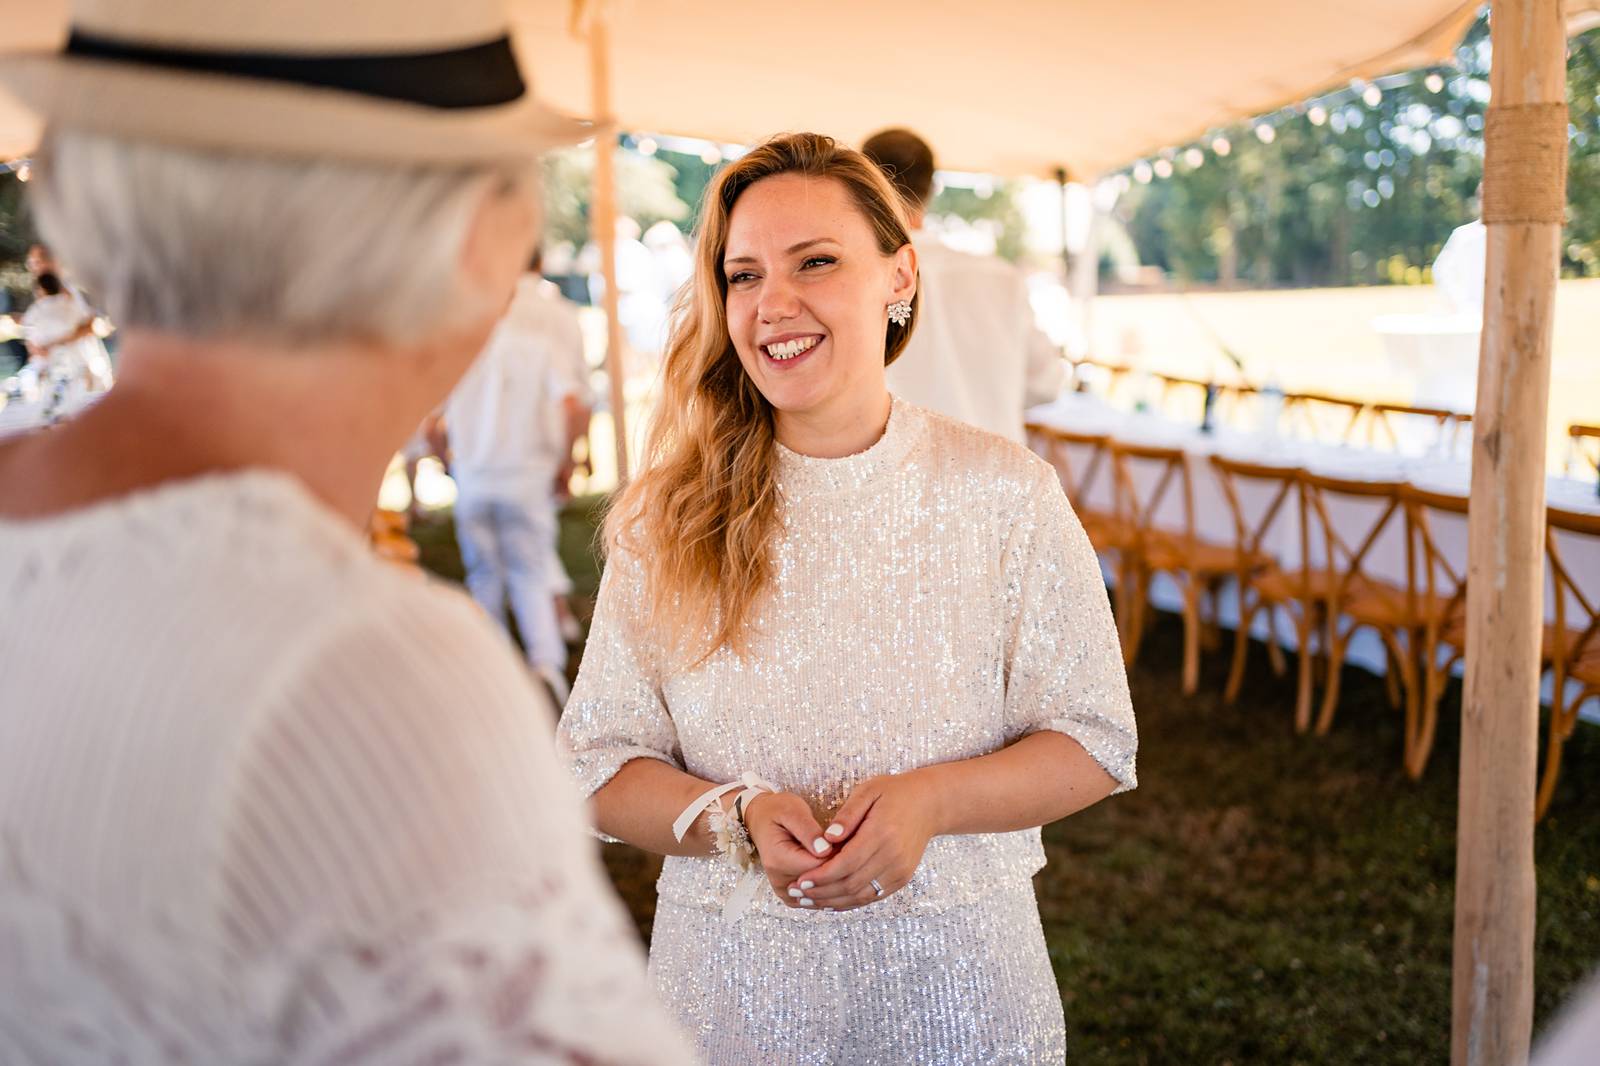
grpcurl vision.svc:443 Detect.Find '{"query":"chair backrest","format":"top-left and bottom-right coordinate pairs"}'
top-left (1567, 424), bottom-right (1600, 479)
top-left (1283, 391), bottom-right (1370, 445)
top-left (1401, 485), bottom-right (1471, 632)
top-left (1371, 403), bottom-right (1473, 458)
top-left (1026, 424), bottom-right (1116, 516)
top-left (1298, 469), bottom-right (1412, 600)
top-left (1070, 358), bottom-right (1133, 403)
top-left (1210, 455), bottom-right (1301, 578)
top-left (1109, 440), bottom-right (1195, 549)
top-left (1547, 504), bottom-right (1600, 689)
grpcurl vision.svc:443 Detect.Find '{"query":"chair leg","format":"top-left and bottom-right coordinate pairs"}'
top-left (1314, 621), bottom-right (1348, 737)
top-left (1294, 616), bottom-right (1315, 734)
top-left (1181, 579), bottom-right (1202, 696)
top-left (1536, 697), bottom-right (1579, 820)
top-left (1264, 607), bottom-right (1288, 677)
top-left (1382, 644), bottom-right (1403, 710)
top-left (1224, 601), bottom-right (1253, 704)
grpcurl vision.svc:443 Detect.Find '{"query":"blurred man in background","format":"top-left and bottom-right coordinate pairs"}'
top-left (440, 249), bottom-right (590, 704)
top-left (863, 128), bottom-right (1064, 443)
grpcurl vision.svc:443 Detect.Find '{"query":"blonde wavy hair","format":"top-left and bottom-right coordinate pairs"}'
top-left (607, 132), bottom-right (919, 665)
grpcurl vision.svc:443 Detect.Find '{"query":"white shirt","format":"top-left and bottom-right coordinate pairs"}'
top-left (887, 233), bottom-right (1065, 443)
top-left (0, 470), bottom-right (694, 1065)
top-left (445, 275), bottom-right (588, 490)
top-left (1432, 219), bottom-right (1486, 317)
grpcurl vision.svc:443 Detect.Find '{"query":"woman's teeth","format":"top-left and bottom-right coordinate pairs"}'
top-left (765, 336), bottom-right (819, 360)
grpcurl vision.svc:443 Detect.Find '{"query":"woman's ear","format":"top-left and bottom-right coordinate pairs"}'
top-left (889, 242), bottom-right (918, 304)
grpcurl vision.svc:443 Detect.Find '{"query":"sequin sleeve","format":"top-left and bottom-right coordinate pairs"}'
top-left (556, 543), bottom-right (683, 799)
top-left (1001, 462), bottom-right (1138, 792)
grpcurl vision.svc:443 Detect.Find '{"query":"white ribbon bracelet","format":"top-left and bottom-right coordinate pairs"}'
top-left (671, 771), bottom-right (779, 923)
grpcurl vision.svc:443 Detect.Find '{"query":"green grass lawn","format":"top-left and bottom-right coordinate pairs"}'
top-left (415, 498), bottom-right (1600, 1065)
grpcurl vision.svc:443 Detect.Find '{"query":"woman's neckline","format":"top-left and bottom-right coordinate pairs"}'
top-left (775, 395), bottom-right (922, 499)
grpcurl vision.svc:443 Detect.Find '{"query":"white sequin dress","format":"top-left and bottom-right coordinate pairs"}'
top-left (558, 398), bottom-right (1137, 1064)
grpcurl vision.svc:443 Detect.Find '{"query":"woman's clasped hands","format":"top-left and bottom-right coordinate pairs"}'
top-left (742, 772), bottom-right (941, 912)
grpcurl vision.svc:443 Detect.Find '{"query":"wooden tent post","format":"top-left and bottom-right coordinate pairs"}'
top-left (1452, 1), bottom-right (1568, 1063)
top-left (587, 11), bottom-right (630, 483)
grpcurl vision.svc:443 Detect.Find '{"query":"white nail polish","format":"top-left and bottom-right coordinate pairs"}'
top-left (825, 825), bottom-right (844, 838)
top-left (788, 888), bottom-right (803, 898)
top-left (823, 907), bottom-right (836, 913)
top-left (812, 838), bottom-right (829, 853)
top-left (800, 881), bottom-right (815, 890)
top-left (800, 898), bottom-right (815, 907)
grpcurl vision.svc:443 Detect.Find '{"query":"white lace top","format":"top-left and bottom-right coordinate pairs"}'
top-left (0, 470), bottom-right (695, 1065)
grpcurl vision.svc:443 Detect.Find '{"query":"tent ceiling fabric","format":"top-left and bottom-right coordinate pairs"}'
top-left (511, 0), bottom-right (1490, 178)
top-left (3, 0), bottom-right (1599, 174)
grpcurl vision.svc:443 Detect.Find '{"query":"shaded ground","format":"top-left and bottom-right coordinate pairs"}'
top-left (416, 498), bottom-right (1600, 1065)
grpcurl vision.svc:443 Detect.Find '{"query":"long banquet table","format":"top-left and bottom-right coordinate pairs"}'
top-left (1026, 393), bottom-right (1600, 722)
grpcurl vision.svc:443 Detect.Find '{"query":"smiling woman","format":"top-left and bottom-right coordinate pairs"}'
top-left (558, 132), bottom-right (1139, 1064)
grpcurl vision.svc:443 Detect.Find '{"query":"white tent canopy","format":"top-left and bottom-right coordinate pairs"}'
top-left (508, 0), bottom-right (1595, 178)
top-left (5, 0), bottom-right (1597, 175)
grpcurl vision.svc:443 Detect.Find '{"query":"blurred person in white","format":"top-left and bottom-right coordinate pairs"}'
top-left (862, 128), bottom-right (1064, 444)
top-left (0, 2), bottom-right (696, 1063)
top-left (443, 246), bottom-right (591, 703)
top-left (557, 133), bottom-right (1135, 1064)
top-left (20, 271), bottom-right (107, 397)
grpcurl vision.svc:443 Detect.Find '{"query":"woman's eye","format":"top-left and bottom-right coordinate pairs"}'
top-left (801, 256), bottom-right (837, 270)
top-left (728, 271), bottom-right (757, 284)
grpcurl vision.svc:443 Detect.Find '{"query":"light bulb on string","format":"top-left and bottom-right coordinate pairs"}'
top-left (636, 136), bottom-right (658, 156)
top-left (1184, 147), bottom-right (1205, 168)
top-left (1153, 158), bottom-right (1173, 179)
top-left (1424, 73), bottom-right (1445, 93)
top-left (1211, 135), bottom-right (1232, 157)
top-left (1308, 105), bottom-right (1328, 126)
top-left (700, 145), bottom-right (723, 166)
top-left (15, 162), bottom-right (30, 183)
top-left (1254, 123), bottom-right (1276, 144)
top-left (1132, 160), bottom-right (1153, 184)
top-left (1363, 84), bottom-right (1383, 107)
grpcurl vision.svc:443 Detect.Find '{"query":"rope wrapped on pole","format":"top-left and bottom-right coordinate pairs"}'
top-left (1482, 102), bottom-right (1570, 224)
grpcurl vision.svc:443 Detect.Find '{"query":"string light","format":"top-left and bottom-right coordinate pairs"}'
top-left (1153, 158), bottom-right (1174, 179)
top-left (1308, 105), bottom-right (1328, 126)
top-left (636, 136), bottom-right (658, 156)
top-left (700, 145), bottom-right (723, 165)
top-left (15, 162), bottom-right (30, 183)
top-left (1133, 160), bottom-right (1154, 184)
top-left (1211, 136), bottom-right (1232, 156)
top-left (1183, 147), bottom-right (1205, 168)
top-left (1254, 123), bottom-right (1276, 143)
top-left (1363, 84), bottom-right (1383, 107)
top-left (1424, 73), bottom-right (1445, 93)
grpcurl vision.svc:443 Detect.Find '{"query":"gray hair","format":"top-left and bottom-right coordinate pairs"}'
top-left (29, 130), bottom-right (537, 346)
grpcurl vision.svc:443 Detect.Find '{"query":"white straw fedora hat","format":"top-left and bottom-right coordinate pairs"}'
top-left (0, 0), bottom-right (590, 162)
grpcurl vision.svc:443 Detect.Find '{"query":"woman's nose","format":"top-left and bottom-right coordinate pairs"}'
top-left (757, 277), bottom-right (801, 323)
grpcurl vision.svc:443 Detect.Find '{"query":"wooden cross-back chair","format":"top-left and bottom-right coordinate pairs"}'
top-left (1370, 403), bottom-right (1473, 457)
top-left (1110, 440), bottom-right (1260, 694)
top-left (1567, 424), bottom-right (1600, 480)
top-left (1210, 456), bottom-right (1324, 731)
top-left (1025, 424), bottom-right (1127, 556)
top-left (1401, 485), bottom-right (1472, 779)
top-left (1283, 391), bottom-right (1370, 446)
top-left (1539, 504), bottom-right (1600, 819)
top-left (1298, 470), bottom-right (1421, 738)
top-left (1069, 357), bottom-right (1133, 403)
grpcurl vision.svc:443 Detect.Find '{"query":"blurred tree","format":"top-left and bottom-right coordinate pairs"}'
top-left (540, 139), bottom-right (689, 249)
top-left (1116, 18), bottom-right (1600, 286)
top-left (928, 180), bottom-right (1030, 262)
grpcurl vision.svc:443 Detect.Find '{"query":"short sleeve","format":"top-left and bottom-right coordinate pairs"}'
top-left (556, 542), bottom-right (683, 799)
top-left (224, 582), bottom-right (696, 1065)
top-left (1001, 463), bottom-right (1137, 792)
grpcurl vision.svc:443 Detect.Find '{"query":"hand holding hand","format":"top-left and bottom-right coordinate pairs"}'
top-left (741, 791), bottom-right (834, 908)
top-left (786, 772), bottom-right (942, 911)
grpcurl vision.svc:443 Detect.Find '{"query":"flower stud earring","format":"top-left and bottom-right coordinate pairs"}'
top-left (887, 299), bottom-right (912, 326)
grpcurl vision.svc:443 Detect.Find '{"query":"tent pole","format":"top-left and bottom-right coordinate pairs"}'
top-left (588, 11), bottom-right (630, 484)
top-left (1452, 1), bottom-right (1567, 1063)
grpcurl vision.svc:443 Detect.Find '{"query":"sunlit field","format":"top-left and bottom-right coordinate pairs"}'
top-left (1088, 279), bottom-right (1600, 474)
